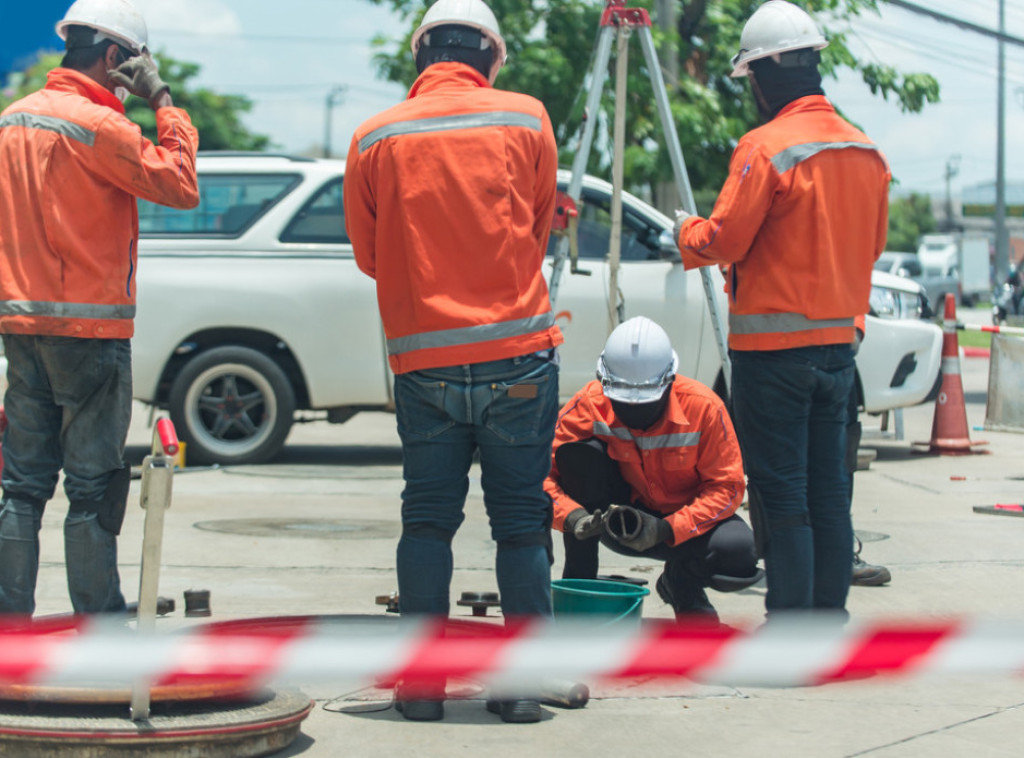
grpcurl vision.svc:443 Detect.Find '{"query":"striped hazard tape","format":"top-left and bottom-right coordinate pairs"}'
top-left (3, 615), bottom-right (1024, 692)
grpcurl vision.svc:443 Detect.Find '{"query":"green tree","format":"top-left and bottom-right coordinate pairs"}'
top-left (887, 193), bottom-right (936, 252)
top-left (367, 0), bottom-right (939, 199)
top-left (1, 52), bottom-right (270, 151)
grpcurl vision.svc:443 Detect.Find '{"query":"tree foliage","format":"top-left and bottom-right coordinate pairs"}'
top-left (1, 52), bottom-right (270, 151)
top-left (366, 0), bottom-right (939, 199)
top-left (887, 193), bottom-right (936, 252)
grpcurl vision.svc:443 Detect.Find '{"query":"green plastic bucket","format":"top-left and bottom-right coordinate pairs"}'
top-left (551, 578), bottom-right (650, 626)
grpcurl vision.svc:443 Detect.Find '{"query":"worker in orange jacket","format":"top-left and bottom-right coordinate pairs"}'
top-left (675, 1), bottom-right (890, 617)
top-left (344, 0), bottom-right (561, 724)
top-left (547, 317), bottom-right (761, 622)
top-left (0, 0), bottom-right (198, 617)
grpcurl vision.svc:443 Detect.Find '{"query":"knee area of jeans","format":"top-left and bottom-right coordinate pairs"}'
top-left (400, 524), bottom-right (456, 545)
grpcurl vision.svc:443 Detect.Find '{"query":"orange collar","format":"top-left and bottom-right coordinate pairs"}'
top-left (45, 68), bottom-right (126, 114)
top-left (408, 62), bottom-right (489, 99)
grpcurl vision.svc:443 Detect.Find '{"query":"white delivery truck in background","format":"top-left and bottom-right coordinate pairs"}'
top-left (917, 233), bottom-right (991, 306)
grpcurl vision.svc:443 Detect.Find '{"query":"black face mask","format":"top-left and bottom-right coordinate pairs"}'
top-left (415, 24), bottom-right (493, 80)
top-left (610, 388), bottom-right (671, 431)
top-left (748, 50), bottom-right (824, 120)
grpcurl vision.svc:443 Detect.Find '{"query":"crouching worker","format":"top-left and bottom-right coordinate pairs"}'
top-left (546, 317), bottom-right (762, 622)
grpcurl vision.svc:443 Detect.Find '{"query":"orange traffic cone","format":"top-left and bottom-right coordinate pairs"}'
top-left (914, 293), bottom-right (988, 455)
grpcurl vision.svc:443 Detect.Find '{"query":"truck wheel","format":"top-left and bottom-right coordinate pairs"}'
top-left (168, 346), bottom-right (296, 466)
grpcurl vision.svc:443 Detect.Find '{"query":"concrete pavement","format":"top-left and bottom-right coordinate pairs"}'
top-left (20, 329), bottom-right (1024, 757)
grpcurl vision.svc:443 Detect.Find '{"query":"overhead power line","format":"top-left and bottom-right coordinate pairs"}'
top-left (885, 0), bottom-right (1024, 47)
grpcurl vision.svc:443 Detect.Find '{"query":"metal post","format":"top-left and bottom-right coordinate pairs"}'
top-left (995, 0), bottom-right (1009, 283)
top-left (637, 25), bottom-right (731, 389)
top-left (323, 85), bottom-right (347, 159)
top-left (129, 419), bottom-right (179, 721)
top-left (548, 27), bottom-right (614, 306)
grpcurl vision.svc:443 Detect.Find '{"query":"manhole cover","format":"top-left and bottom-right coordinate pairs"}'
top-left (193, 518), bottom-right (398, 540)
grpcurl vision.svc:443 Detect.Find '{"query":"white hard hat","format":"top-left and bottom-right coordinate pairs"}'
top-left (56, 0), bottom-right (148, 55)
top-left (730, 0), bottom-right (827, 78)
top-left (410, 0), bottom-right (507, 84)
top-left (596, 317), bottom-right (679, 404)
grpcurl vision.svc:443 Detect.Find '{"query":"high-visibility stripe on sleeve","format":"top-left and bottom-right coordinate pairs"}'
top-left (0, 300), bottom-right (135, 320)
top-left (770, 141), bottom-right (880, 174)
top-left (729, 312), bottom-right (853, 336)
top-left (359, 111), bottom-right (542, 152)
top-left (592, 422), bottom-right (701, 450)
top-left (386, 312), bottom-right (555, 357)
top-left (0, 112), bottom-right (96, 146)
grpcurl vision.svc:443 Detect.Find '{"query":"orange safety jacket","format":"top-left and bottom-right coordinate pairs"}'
top-left (545, 377), bottom-right (746, 546)
top-left (344, 63), bottom-right (563, 374)
top-left (0, 68), bottom-right (199, 340)
top-left (677, 95), bottom-right (890, 352)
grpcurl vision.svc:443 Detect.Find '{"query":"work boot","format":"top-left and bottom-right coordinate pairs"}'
top-left (394, 681), bottom-right (445, 721)
top-left (655, 572), bottom-right (718, 623)
top-left (851, 537), bottom-right (891, 587)
top-left (486, 698), bottom-right (542, 723)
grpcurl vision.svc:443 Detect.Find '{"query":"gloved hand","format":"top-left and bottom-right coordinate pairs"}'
top-left (605, 504), bottom-right (673, 553)
top-left (672, 208), bottom-right (691, 246)
top-left (564, 508), bottom-right (606, 541)
top-left (109, 52), bottom-right (170, 109)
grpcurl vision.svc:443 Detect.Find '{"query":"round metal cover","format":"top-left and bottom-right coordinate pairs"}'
top-left (0, 688), bottom-right (312, 758)
top-left (193, 518), bottom-right (398, 540)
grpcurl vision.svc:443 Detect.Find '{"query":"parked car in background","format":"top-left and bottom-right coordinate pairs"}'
top-left (132, 153), bottom-right (942, 465)
top-left (875, 250), bottom-right (959, 313)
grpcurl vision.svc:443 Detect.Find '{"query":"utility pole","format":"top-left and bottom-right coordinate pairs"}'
top-left (323, 85), bottom-right (347, 159)
top-left (943, 154), bottom-right (961, 232)
top-left (995, 0), bottom-right (1010, 283)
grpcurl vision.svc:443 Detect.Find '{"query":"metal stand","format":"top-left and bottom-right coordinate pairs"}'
top-left (548, 0), bottom-right (731, 388)
top-left (130, 418), bottom-right (180, 721)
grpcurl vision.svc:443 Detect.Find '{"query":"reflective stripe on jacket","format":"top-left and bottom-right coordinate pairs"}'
top-left (677, 95), bottom-right (890, 351)
top-left (0, 68), bottom-right (199, 339)
top-left (344, 63), bottom-right (563, 374)
top-left (545, 377), bottom-right (746, 546)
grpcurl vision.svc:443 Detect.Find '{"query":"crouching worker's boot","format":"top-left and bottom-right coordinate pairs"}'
top-left (394, 679), bottom-right (445, 721)
top-left (486, 697), bottom-right (542, 724)
top-left (656, 569), bottom-right (718, 623)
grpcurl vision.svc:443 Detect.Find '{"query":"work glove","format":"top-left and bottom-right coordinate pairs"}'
top-left (605, 504), bottom-right (673, 553)
top-left (672, 208), bottom-right (691, 247)
top-left (564, 508), bottom-right (606, 541)
top-left (109, 52), bottom-right (170, 109)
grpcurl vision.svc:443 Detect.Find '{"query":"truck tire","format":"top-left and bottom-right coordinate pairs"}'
top-left (168, 346), bottom-right (296, 466)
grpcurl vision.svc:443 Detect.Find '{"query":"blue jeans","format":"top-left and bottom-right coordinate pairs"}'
top-left (0, 335), bottom-right (131, 615)
top-left (394, 353), bottom-right (559, 619)
top-left (730, 345), bottom-right (854, 615)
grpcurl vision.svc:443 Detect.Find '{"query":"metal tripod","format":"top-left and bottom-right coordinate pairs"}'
top-left (548, 0), bottom-right (731, 388)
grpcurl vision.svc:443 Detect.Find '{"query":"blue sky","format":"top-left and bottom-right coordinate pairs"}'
top-left (8, 1), bottom-right (1024, 197)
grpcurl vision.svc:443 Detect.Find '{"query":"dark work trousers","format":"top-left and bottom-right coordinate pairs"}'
top-left (555, 439), bottom-right (758, 613)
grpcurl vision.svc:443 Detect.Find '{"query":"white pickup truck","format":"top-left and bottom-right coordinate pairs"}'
top-left (133, 153), bottom-right (942, 465)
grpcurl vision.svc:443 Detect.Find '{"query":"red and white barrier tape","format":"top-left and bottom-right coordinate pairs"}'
top-left (3, 616), bottom-right (1024, 691)
top-left (958, 322), bottom-right (1024, 336)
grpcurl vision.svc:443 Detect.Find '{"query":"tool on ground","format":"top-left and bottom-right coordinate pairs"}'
top-left (913, 293), bottom-right (988, 455)
top-left (547, 0), bottom-right (731, 389)
top-left (456, 591), bottom-right (502, 617)
top-left (539, 679), bottom-right (590, 709)
top-left (375, 592), bottom-right (401, 613)
top-left (184, 588), bottom-right (212, 617)
top-left (973, 504), bottom-right (1024, 517)
top-left (129, 416), bottom-right (179, 721)
top-left (125, 596), bottom-right (175, 617)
